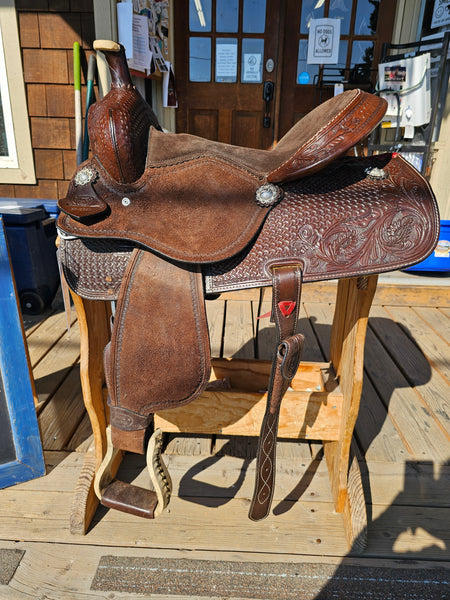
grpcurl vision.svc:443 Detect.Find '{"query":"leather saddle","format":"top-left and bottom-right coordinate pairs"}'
top-left (58, 42), bottom-right (440, 522)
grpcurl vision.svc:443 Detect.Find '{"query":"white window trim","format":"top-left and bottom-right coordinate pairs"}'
top-left (0, 1), bottom-right (35, 184)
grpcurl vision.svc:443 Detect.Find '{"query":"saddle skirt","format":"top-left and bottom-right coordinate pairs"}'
top-left (57, 44), bottom-right (440, 522)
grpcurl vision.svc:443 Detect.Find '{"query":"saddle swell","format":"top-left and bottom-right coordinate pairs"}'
top-left (57, 41), bottom-right (440, 523)
top-left (88, 41), bottom-right (161, 183)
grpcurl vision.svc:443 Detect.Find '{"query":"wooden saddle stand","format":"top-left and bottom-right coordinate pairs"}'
top-left (58, 41), bottom-right (439, 551)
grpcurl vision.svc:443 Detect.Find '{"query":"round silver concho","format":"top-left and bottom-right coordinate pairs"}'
top-left (365, 166), bottom-right (388, 181)
top-left (255, 183), bottom-right (283, 207)
top-left (74, 165), bottom-right (99, 187)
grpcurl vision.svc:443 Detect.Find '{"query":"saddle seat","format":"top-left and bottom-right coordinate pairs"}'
top-left (145, 89), bottom-right (386, 183)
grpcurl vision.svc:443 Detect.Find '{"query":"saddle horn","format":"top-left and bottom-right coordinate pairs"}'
top-left (88, 39), bottom-right (161, 183)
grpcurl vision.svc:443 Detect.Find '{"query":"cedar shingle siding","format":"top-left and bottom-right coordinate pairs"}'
top-left (0, 1), bottom-right (96, 199)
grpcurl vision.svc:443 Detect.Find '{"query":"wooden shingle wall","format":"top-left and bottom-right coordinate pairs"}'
top-left (0, 1), bottom-right (96, 200)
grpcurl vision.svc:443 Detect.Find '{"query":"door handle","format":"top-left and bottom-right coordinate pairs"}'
top-left (263, 81), bottom-right (274, 128)
top-left (263, 81), bottom-right (274, 102)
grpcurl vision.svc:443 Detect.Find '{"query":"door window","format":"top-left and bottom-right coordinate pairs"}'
top-left (189, 37), bottom-right (212, 81)
top-left (329, 0), bottom-right (352, 36)
top-left (189, 0), bottom-right (267, 83)
top-left (189, 0), bottom-right (212, 31)
top-left (296, 0), bottom-right (381, 85)
top-left (300, 0), bottom-right (325, 34)
top-left (355, 0), bottom-right (380, 35)
top-left (216, 0), bottom-right (239, 32)
top-left (243, 0), bottom-right (267, 33)
top-left (215, 38), bottom-right (238, 82)
top-left (241, 38), bottom-right (264, 83)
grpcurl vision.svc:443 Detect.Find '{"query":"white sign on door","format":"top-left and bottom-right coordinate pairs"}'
top-left (243, 53), bottom-right (262, 83)
top-left (431, 0), bottom-right (450, 28)
top-left (307, 18), bottom-right (341, 65)
top-left (216, 44), bottom-right (238, 81)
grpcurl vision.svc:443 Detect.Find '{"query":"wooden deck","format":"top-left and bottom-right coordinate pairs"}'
top-left (1, 273), bottom-right (449, 598)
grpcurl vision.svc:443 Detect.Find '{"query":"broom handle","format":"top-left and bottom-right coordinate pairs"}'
top-left (73, 42), bottom-right (82, 166)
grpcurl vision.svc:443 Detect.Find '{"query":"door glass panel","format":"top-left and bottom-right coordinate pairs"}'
top-left (243, 0), bottom-right (267, 33)
top-left (189, 37), bottom-right (211, 81)
top-left (216, 0), bottom-right (239, 33)
top-left (349, 40), bottom-right (374, 84)
top-left (300, 0), bottom-right (325, 34)
top-left (296, 39), bottom-right (319, 85)
top-left (321, 40), bottom-right (348, 83)
top-left (354, 0), bottom-right (379, 35)
top-left (215, 38), bottom-right (238, 82)
top-left (329, 0), bottom-right (352, 35)
top-left (241, 38), bottom-right (264, 83)
top-left (189, 0), bottom-right (212, 32)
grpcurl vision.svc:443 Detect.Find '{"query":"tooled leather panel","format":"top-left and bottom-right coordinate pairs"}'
top-left (204, 154), bottom-right (440, 293)
top-left (267, 91), bottom-right (387, 183)
top-left (58, 236), bottom-right (134, 300)
top-left (88, 88), bottom-right (160, 183)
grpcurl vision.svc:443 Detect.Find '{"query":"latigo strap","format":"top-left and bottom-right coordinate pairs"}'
top-left (249, 265), bottom-right (304, 521)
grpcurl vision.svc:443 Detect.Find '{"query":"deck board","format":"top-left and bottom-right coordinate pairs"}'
top-left (1, 279), bottom-right (449, 596)
top-left (386, 305), bottom-right (450, 381)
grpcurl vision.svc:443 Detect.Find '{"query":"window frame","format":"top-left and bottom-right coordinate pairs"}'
top-left (0, 1), bottom-right (35, 185)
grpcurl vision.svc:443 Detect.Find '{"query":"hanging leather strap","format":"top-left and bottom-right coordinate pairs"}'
top-left (249, 265), bottom-right (304, 521)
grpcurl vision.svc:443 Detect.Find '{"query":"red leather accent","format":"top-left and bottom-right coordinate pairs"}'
top-left (278, 300), bottom-right (296, 317)
top-left (257, 310), bottom-right (272, 320)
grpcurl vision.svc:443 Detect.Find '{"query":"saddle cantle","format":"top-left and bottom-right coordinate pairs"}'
top-left (58, 41), bottom-right (439, 523)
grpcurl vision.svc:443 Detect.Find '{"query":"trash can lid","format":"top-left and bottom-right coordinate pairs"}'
top-left (0, 206), bottom-right (48, 225)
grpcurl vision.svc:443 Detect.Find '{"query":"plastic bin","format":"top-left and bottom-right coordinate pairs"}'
top-left (0, 207), bottom-right (60, 314)
top-left (404, 220), bottom-right (450, 273)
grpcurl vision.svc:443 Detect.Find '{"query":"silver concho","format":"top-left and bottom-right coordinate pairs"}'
top-left (365, 166), bottom-right (388, 181)
top-left (74, 165), bottom-right (99, 187)
top-left (255, 183), bottom-right (283, 207)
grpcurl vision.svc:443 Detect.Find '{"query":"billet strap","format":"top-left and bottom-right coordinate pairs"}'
top-left (249, 265), bottom-right (304, 521)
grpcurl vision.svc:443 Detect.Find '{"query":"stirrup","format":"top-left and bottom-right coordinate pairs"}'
top-left (94, 426), bottom-right (172, 518)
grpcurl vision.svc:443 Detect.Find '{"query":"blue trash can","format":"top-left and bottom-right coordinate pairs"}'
top-left (0, 206), bottom-right (60, 314)
top-left (404, 220), bottom-right (450, 273)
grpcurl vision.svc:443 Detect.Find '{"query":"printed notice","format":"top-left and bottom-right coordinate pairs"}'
top-left (243, 53), bottom-right (262, 83)
top-left (307, 18), bottom-right (340, 64)
top-left (216, 43), bottom-right (237, 81)
top-left (431, 0), bottom-right (450, 28)
top-left (128, 14), bottom-right (152, 73)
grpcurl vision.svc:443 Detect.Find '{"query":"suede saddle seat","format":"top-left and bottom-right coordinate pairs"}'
top-left (58, 89), bottom-right (387, 265)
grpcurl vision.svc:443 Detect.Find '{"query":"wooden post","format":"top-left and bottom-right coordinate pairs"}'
top-left (69, 293), bottom-right (122, 534)
top-left (324, 274), bottom-right (378, 551)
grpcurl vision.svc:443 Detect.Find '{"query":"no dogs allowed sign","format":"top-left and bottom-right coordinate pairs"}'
top-left (307, 18), bottom-right (340, 64)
